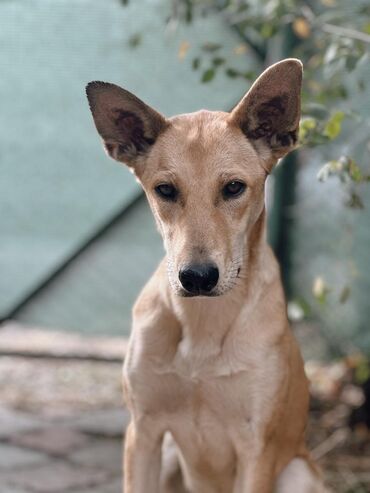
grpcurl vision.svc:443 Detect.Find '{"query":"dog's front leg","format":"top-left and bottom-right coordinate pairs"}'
top-left (233, 449), bottom-right (276, 493)
top-left (124, 420), bottom-right (163, 493)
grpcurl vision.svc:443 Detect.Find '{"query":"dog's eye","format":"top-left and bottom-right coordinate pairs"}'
top-left (155, 183), bottom-right (178, 201)
top-left (222, 181), bottom-right (246, 199)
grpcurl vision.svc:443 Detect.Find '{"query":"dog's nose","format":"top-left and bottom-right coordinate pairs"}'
top-left (179, 263), bottom-right (219, 295)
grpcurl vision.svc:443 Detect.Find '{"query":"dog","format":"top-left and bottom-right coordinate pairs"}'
top-left (86, 59), bottom-right (328, 493)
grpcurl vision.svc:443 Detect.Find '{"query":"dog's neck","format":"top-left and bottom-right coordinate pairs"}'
top-left (166, 210), bottom-right (285, 365)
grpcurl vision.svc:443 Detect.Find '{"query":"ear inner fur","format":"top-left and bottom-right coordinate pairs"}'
top-left (85, 81), bottom-right (167, 166)
top-left (229, 59), bottom-right (303, 170)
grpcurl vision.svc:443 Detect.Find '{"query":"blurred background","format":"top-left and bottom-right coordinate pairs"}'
top-left (0, 1), bottom-right (370, 492)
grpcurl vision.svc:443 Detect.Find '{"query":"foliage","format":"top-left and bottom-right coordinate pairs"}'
top-left (165, 0), bottom-right (370, 327)
top-left (167, 0), bottom-right (370, 194)
top-left (122, 0), bottom-right (370, 334)
top-left (122, 0), bottom-right (370, 205)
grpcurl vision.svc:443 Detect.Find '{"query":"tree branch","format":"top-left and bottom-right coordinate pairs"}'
top-left (321, 23), bottom-right (370, 44)
top-left (232, 24), bottom-right (266, 62)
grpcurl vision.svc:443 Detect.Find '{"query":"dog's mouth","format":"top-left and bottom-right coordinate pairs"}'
top-left (178, 288), bottom-right (220, 298)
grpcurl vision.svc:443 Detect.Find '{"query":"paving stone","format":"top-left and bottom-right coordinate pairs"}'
top-left (0, 323), bottom-right (127, 360)
top-left (66, 408), bottom-right (130, 438)
top-left (0, 407), bottom-right (44, 439)
top-left (2, 460), bottom-right (110, 492)
top-left (73, 478), bottom-right (122, 493)
top-left (0, 357), bottom-right (123, 416)
top-left (0, 487), bottom-right (29, 493)
top-left (70, 438), bottom-right (122, 474)
top-left (0, 443), bottom-right (48, 469)
top-left (10, 426), bottom-right (90, 456)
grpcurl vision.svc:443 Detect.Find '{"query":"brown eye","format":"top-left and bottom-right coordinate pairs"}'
top-left (222, 181), bottom-right (246, 199)
top-left (155, 183), bottom-right (178, 201)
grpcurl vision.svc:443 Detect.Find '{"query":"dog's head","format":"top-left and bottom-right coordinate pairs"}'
top-left (86, 59), bottom-right (302, 297)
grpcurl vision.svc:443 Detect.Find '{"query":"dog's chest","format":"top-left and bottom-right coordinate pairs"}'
top-left (148, 329), bottom-right (284, 425)
top-left (151, 346), bottom-right (283, 479)
top-left (156, 371), bottom-right (244, 482)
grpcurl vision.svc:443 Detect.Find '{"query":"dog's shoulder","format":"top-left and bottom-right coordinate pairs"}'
top-left (126, 259), bottom-right (181, 368)
top-left (132, 259), bottom-right (170, 320)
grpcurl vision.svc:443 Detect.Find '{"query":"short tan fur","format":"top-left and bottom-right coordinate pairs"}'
top-left (86, 59), bottom-right (328, 493)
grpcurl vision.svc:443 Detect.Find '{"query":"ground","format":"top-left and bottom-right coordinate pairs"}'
top-left (0, 356), bottom-right (125, 493)
top-left (0, 324), bottom-right (369, 493)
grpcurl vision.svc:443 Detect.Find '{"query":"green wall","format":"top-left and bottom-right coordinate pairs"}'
top-left (290, 62), bottom-right (370, 354)
top-left (1, 0), bottom-right (257, 334)
top-left (0, 0), bottom-right (256, 324)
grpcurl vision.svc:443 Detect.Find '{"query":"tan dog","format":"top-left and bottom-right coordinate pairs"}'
top-left (86, 59), bottom-right (327, 493)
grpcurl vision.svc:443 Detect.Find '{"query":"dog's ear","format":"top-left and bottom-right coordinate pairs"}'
top-left (86, 82), bottom-right (167, 167)
top-left (229, 59), bottom-right (302, 171)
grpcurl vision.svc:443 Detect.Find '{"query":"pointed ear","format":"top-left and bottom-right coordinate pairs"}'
top-left (229, 59), bottom-right (302, 171)
top-left (86, 82), bottom-right (168, 167)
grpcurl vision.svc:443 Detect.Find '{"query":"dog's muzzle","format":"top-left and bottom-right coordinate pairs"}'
top-left (178, 263), bottom-right (219, 296)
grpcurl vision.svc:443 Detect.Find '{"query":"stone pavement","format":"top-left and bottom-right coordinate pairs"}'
top-left (0, 326), bottom-right (128, 493)
top-left (1, 323), bottom-right (367, 492)
top-left (0, 405), bottom-right (128, 493)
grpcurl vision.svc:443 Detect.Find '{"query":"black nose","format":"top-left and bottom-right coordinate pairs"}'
top-left (179, 263), bottom-right (219, 295)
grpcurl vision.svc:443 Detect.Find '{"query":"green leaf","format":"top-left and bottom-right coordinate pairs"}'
top-left (185, 5), bottom-right (192, 23)
top-left (348, 161), bottom-right (363, 183)
top-left (243, 70), bottom-right (257, 80)
top-left (212, 57), bottom-right (225, 67)
top-left (128, 33), bottom-right (142, 48)
top-left (225, 68), bottom-right (239, 78)
top-left (201, 68), bottom-right (216, 83)
top-left (355, 359), bottom-right (370, 384)
top-left (363, 21), bottom-right (370, 34)
top-left (192, 57), bottom-right (201, 70)
top-left (260, 23), bottom-right (274, 39)
top-left (201, 42), bottom-right (221, 52)
top-left (298, 118), bottom-right (317, 142)
top-left (339, 286), bottom-right (351, 304)
top-left (358, 79), bottom-right (366, 91)
top-left (323, 111), bottom-right (345, 140)
top-left (346, 191), bottom-right (364, 209)
top-left (346, 55), bottom-right (358, 72)
top-left (301, 118), bottom-right (317, 130)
